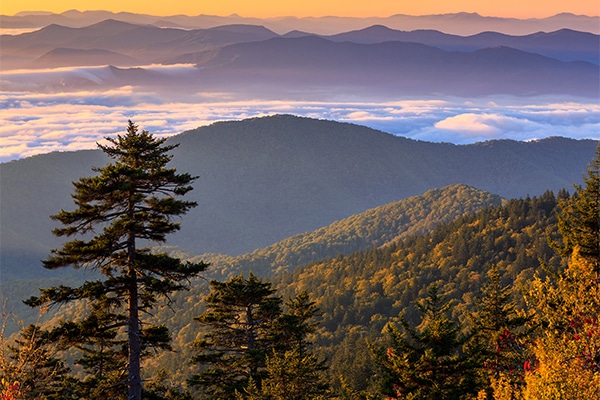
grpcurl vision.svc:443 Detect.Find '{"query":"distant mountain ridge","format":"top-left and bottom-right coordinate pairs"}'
top-left (1, 115), bottom-right (597, 281)
top-left (2, 18), bottom-right (597, 97)
top-left (2, 10), bottom-right (599, 35)
top-left (324, 26), bottom-right (599, 64)
top-left (183, 36), bottom-right (597, 97)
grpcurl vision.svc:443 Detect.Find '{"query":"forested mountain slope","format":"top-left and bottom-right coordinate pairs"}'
top-left (196, 184), bottom-right (503, 278)
top-left (139, 189), bottom-right (565, 390)
top-left (1, 115), bottom-right (596, 283)
top-left (272, 191), bottom-right (563, 391)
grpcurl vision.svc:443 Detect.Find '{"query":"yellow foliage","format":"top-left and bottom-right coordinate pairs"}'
top-left (523, 337), bottom-right (600, 400)
top-left (524, 249), bottom-right (600, 399)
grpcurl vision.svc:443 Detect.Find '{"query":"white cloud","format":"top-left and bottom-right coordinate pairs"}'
top-left (1, 82), bottom-right (599, 163)
top-left (434, 113), bottom-right (533, 138)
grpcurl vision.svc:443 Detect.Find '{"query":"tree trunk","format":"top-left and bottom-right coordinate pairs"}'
top-left (127, 226), bottom-right (142, 399)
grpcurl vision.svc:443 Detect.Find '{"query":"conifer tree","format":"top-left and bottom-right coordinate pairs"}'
top-left (256, 292), bottom-right (332, 399)
top-left (553, 145), bottom-right (600, 271)
top-left (25, 121), bottom-right (208, 400)
top-left (371, 284), bottom-right (479, 399)
top-left (189, 273), bottom-right (282, 398)
top-left (471, 265), bottom-right (532, 399)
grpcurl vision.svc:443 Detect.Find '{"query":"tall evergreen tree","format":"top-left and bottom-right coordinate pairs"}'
top-left (268, 291), bottom-right (320, 356)
top-left (256, 292), bottom-right (332, 399)
top-left (189, 273), bottom-right (282, 398)
top-left (371, 284), bottom-right (479, 399)
top-left (553, 144), bottom-right (600, 271)
top-left (471, 265), bottom-right (532, 399)
top-left (25, 121), bottom-right (208, 400)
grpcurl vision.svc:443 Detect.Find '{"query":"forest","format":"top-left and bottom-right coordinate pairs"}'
top-left (1, 123), bottom-right (598, 400)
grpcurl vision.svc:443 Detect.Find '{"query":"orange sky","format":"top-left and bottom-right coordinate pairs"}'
top-left (2, 0), bottom-right (599, 18)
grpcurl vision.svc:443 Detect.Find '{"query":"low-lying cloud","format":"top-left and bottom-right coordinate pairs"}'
top-left (1, 80), bottom-right (599, 162)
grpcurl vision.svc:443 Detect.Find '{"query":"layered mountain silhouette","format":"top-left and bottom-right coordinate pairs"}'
top-left (1, 20), bottom-right (279, 69)
top-left (2, 10), bottom-right (599, 36)
top-left (324, 25), bottom-right (599, 64)
top-left (1, 115), bottom-right (597, 281)
top-left (2, 18), bottom-right (597, 97)
top-left (184, 36), bottom-right (598, 96)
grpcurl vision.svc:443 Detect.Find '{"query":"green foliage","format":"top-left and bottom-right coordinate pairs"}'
top-left (553, 145), bottom-right (600, 271)
top-left (258, 349), bottom-right (332, 400)
top-left (25, 121), bottom-right (208, 400)
top-left (371, 285), bottom-right (480, 399)
top-left (190, 275), bottom-right (331, 399)
top-left (470, 265), bottom-right (533, 399)
top-left (189, 273), bottom-right (283, 398)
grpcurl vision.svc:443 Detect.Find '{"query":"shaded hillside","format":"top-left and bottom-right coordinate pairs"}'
top-left (201, 185), bottom-right (502, 277)
top-left (0, 184), bottom-right (495, 337)
top-left (1, 116), bottom-right (597, 281)
top-left (176, 37), bottom-right (599, 97)
top-left (326, 26), bottom-right (599, 64)
top-left (271, 191), bottom-right (563, 390)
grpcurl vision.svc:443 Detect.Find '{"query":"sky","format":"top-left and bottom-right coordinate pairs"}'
top-left (2, 0), bottom-right (599, 18)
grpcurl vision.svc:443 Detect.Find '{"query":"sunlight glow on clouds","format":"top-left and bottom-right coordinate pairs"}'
top-left (1, 85), bottom-right (599, 162)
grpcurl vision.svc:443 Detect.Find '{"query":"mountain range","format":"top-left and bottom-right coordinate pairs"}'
top-left (2, 18), bottom-right (598, 97)
top-left (1, 115), bottom-right (597, 282)
top-left (2, 10), bottom-right (598, 36)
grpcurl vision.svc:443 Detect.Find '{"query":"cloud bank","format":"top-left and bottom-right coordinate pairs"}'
top-left (1, 78), bottom-right (599, 162)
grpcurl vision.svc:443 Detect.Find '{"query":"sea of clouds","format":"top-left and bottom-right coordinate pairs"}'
top-left (1, 64), bottom-right (599, 163)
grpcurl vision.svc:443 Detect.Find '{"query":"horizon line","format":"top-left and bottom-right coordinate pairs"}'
top-left (5, 9), bottom-right (600, 19)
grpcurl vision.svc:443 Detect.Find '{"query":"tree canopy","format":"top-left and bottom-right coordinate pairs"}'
top-left (25, 121), bottom-right (208, 399)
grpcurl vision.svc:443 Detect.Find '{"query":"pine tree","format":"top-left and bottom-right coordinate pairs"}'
top-left (268, 291), bottom-right (320, 356)
top-left (189, 273), bottom-right (282, 398)
top-left (471, 265), bottom-right (532, 399)
top-left (258, 292), bottom-right (332, 399)
top-left (371, 284), bottom-right (479, 400)
top-left (258, 349), bottom-right (331, 400)
top-left (553, 144), bottom-right (600, 271)
top-left (25, 121), bottom-right (208, 400)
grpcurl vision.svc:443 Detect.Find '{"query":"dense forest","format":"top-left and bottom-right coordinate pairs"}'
top-left (1, 126), bottom-right (598, 399)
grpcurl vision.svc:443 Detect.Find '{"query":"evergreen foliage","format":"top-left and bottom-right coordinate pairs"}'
top-left (553, 145), bottom-right (600, 271)
top-left (371, 285), bottom-right (480, 399)
top-left (189, 273), bottom-right (283, 398)
top-left (190, 275), bottom-right (331, 399)
top-left (24, 121), bottom-right (208, 400)
top-left (470, 265), bottom-right (533, 399)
